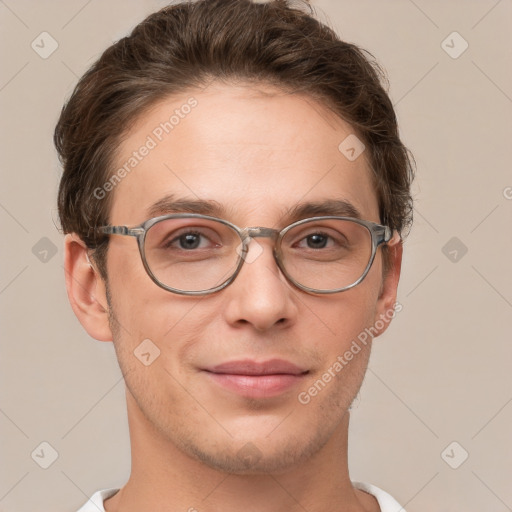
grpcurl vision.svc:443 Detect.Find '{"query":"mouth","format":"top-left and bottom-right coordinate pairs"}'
top-left (201, 359), bottom-right (309, 398)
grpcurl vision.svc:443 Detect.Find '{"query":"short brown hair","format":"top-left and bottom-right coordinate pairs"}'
top-left (55, 0), bottom-right (414, 279)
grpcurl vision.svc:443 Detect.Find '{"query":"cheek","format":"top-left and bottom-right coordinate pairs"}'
top-left (107, 244), bottom-right (176, 333)
top-left (316, 285), bottom-right (380, 350)
top-left (106, 253), bottom-right (211, 379)
top-left (296, 308), bottom-right (374, 429)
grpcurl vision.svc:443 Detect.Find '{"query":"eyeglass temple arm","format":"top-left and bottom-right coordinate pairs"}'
top-left (384, 228), bottom-right (401, 244)
top-left (97, 226), bottom-right (145, 237)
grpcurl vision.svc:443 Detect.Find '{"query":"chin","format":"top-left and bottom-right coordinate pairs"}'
top-left (177, 427), bottom-right (331, 475)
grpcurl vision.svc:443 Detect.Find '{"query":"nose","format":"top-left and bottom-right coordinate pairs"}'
top-left (222, 237), bottom-right (298, 332)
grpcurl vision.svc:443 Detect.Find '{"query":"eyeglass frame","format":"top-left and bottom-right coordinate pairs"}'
top-left (96, 213), bottom-right (398, 296)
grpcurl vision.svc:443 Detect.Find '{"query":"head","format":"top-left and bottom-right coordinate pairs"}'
top-left (56, 0), bottom-right (414, 474)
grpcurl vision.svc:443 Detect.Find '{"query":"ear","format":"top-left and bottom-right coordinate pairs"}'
top-left (63, 234), bottom-right (113, 342)
top-left (373, 237), bottom-right (403, 337)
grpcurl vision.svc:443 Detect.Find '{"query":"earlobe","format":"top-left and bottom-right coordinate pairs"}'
top-left (373, 239), bottom-right (403, 337)
top-left (64, 234), bottom-right (113, 342)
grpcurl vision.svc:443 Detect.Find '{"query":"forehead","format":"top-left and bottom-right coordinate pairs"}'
top-left (108, 82), bottom-right (379, 225)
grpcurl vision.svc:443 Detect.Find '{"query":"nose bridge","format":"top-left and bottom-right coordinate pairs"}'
top-left (236, 226), bottom-right (284, 282)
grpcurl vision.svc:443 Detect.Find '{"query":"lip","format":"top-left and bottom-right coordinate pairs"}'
top-left (208, 359), bottom-right (307, 376)
top-left (202, 359), bottom-right (309, 398)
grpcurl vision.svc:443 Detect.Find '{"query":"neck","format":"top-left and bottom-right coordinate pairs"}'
top-left (104, 389), bottom-right (379, 512)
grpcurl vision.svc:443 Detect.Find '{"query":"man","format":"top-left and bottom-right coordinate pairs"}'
top-left (55, 0), bottom-right (414, 510)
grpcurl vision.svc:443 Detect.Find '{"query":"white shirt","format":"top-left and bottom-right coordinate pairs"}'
top-left (76, 482), bottom-right (406, 511)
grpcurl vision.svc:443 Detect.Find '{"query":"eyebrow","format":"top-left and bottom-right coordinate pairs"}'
top-left (285, 199), bottom-right (362, 222)
top-left (146, 194), bottom-right (362, 224)
top-left (147, 195), bottom-right (226, 218)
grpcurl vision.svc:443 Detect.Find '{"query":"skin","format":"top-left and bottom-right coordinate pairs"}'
top-left (64, 81), bottom-right (402, 512)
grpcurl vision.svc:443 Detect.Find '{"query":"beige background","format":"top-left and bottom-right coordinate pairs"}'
top-left (1, 0), bottom-right (511, 511)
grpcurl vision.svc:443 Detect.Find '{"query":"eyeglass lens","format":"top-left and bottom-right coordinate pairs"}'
top-left (143, 217), bottom-right (373, 293)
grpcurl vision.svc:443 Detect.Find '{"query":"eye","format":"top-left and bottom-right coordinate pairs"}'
top-left (293, 230), bottom-right (346, 251)
top-left (164, 230), bottom-right (216, 250)
top-left (298, 233), bottom-right (331, 249)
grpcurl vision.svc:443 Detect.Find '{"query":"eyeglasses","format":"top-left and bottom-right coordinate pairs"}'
top-left (96, 214), bottom-right (398, 295)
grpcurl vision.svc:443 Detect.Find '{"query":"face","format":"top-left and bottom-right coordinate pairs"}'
top-left (79, 82), bottom-right (401, 474)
